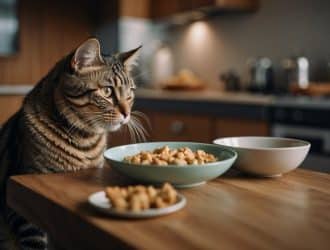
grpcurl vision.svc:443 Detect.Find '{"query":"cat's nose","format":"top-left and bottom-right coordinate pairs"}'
top-left (118, 101), bottom-right (130, 118)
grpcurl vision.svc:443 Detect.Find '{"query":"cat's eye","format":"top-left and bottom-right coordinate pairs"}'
top-left (102, 87), bottom-right (112, 98)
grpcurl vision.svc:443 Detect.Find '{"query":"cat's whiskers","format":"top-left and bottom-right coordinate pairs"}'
top-left (131, 110), bottom-right (151, 129)
top-left (127, 122), bottom-right (137, 143)
top-left (124, 111), bottom-right (149, 143)
top-left (131, 117), bottom-right (148, 141)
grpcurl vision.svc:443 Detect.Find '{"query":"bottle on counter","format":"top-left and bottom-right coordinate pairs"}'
top-left (282, 55), bottom-right (309, 91)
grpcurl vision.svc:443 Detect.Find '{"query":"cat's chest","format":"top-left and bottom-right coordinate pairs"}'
top-left (67, 134), bottom-right (107, 168)
top-left (26, 132), bottom-right (107, 171)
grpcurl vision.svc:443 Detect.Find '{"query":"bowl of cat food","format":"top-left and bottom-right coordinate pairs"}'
top-left (104, 142), bottom-right (237, 188)
top-left (213, 136), bottom-right (310, 177)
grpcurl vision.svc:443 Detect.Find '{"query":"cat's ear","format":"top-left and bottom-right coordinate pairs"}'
top-left (118, 45), bottom-right (142, 72)
top-left (71, 38), bottom-right (104, 74)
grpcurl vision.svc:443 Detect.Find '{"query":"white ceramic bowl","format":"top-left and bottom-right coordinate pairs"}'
top-left (213, 137), bottom-right (310, 177)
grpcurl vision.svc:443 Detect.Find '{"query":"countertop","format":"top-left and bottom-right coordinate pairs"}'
top-left (0, 85), bottom-right (273, 104)
top-left (0, 85), bottom-right (33, 95)
top-left (2, 84), bottom-right (330, 106)
top-left (135, 88), bottom-right (274, 105)
top-left (7, 167), bottom-right (330, 250)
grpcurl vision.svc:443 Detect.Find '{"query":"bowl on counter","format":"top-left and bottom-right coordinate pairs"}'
top-left (104, 142), bottom-right (237, 188)
top-left (213, 136), bottom-right (310, 177)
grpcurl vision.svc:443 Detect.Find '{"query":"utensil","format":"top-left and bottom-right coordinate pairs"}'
top-left (104, 142), bottom-right (237, 188)
top-left (88, 191), bottom-right (186, 218)
top-left (213, 136), bottom-right (310, 177)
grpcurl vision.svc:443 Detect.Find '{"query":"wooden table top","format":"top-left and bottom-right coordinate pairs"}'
top-left (7, 167), bottom-right (330, 250)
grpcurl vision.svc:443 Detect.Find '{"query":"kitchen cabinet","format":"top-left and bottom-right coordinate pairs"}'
top-left (215, 118), bottom-right (269, 137)
top-left (108, 111), bottom-right (213, 146)
top-left (108, 111), bottom-right (270, 146)
top-left (119, 0), bottom-right (259, 19)
top-left (150, 112), bottom-right (212, 142)
top-left (0, 0), bottom-right (92, 85)
top-left (0, 96), bottom-right (24, 125)
top-left (147, 112), bottom-right (269, 142)
top-left (0, 93), bottom-right (270, 144)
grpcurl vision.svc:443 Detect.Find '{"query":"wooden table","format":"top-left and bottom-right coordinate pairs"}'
top-left (7, 168), bottom-right (330, 250)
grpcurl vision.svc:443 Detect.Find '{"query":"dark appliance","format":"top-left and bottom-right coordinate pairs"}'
top-left (247, 57), bottom-right (274, 93)
top-left (271, 97), bottom-right (330, 173)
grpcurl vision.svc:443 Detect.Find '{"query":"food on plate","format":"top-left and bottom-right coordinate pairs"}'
top-left (105, 183), bottom-right (178, 212)
top-left (161, 69), bottom-right (207, 90)
top-left (124, 146), bottom-right (217, 166)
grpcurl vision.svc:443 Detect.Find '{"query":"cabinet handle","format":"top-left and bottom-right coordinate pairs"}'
top-left (170, 120), bottom-right (185, 135)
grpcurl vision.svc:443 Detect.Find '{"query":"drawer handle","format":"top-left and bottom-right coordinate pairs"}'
top-left (170, 120), bottom-right (185, 135)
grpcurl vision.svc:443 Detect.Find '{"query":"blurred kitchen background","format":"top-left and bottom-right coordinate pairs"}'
top-left (0, 0), bottom-right (329, 173)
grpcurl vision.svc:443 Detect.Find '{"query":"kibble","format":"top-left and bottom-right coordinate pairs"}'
top-left (105, 183), bottom-right (178, 212)
top-left (124, 146), bottom-right (217, 166)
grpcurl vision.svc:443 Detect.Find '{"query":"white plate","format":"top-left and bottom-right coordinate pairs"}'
top-left (88, 191), bottom-right (187, 218)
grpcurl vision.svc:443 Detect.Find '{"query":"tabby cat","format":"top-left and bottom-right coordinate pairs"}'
top-left (0, 38), bottom-right (144, 249)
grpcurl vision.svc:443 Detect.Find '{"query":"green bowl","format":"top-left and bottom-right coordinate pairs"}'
top-left (104, 142), bottom-right (237, 188)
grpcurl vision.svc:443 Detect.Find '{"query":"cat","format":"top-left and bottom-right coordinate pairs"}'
top-left (0, 38), bottom-right (145, 249)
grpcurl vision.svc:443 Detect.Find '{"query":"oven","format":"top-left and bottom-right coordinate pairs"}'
top-left (270, 103), bottom-right (330, 173)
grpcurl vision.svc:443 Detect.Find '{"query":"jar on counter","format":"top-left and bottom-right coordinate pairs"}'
top-left (282, 56), bottom-right (309, 90)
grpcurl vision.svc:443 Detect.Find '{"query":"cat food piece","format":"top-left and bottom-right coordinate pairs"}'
top-left (112, 197), bottom-right (128, 211)
top-left (104, 183), bottom-right (178, 212)
top-left (123, 146), bottom-right (217, 166)
top-left (172, 158), bottom-right (187, 165)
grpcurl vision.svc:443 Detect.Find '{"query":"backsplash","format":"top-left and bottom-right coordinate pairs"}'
top-left (165, 0), bottom-right (330, 86)
top-left (96, 0), bottom-right (330, 88)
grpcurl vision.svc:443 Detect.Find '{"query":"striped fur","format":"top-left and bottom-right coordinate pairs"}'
top-left (0, 38), bottom-right (141, 249)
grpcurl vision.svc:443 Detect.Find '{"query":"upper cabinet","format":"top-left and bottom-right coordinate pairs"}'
top-left (119, 0), bottom-right (259, 19)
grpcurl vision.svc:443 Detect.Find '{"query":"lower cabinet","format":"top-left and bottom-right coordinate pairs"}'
top-left (108, 111), bottom-right (270, 147)
top-left (0, 96), bottom-right (25, 125)
top-left (0, 97), bottom-right (270, 145)
top-left (215, 118), bottom-right (269, 137)
top-left (150, 112), bottom-right (212, 143)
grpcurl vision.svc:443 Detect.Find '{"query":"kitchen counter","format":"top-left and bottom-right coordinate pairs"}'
top-left (0, 85), bottom-right (273, 104)
top-left (2, 85), bottom-right (330, 108)
top-left (135, 88), bottom-right (274, 105)
top-left (134, 88), bottom-right (273, 120)
top-left (134, 89), bottom-right (330, 123)
top-left (0, 85), bottom-right (33, 95)
top-left (1, 85), bottom-right (330, 121)
top-left (7, 167), bottom-right (330, 250)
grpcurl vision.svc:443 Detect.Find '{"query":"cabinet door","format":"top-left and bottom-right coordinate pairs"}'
top-left (215, 118), bottom-right (269, 137)
top-left (151, 112), bottom-right (212, 143)
top-left (0, 96), bottom-right (24, 125)
top-left (150, 0), bottom-right (214, 18)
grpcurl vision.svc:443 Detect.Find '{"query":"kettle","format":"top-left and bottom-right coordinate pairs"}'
top-left (247, 57), bottom-right (274, 93)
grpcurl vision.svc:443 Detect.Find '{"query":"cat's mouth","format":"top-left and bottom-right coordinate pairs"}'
top-left (107, 123), bottom-right (122, 132)
top-left (106, 114), bottom-right (130, 132)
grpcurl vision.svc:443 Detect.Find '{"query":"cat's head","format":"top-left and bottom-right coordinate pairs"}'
top-left (57, 38), bottom-right (142, 135)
